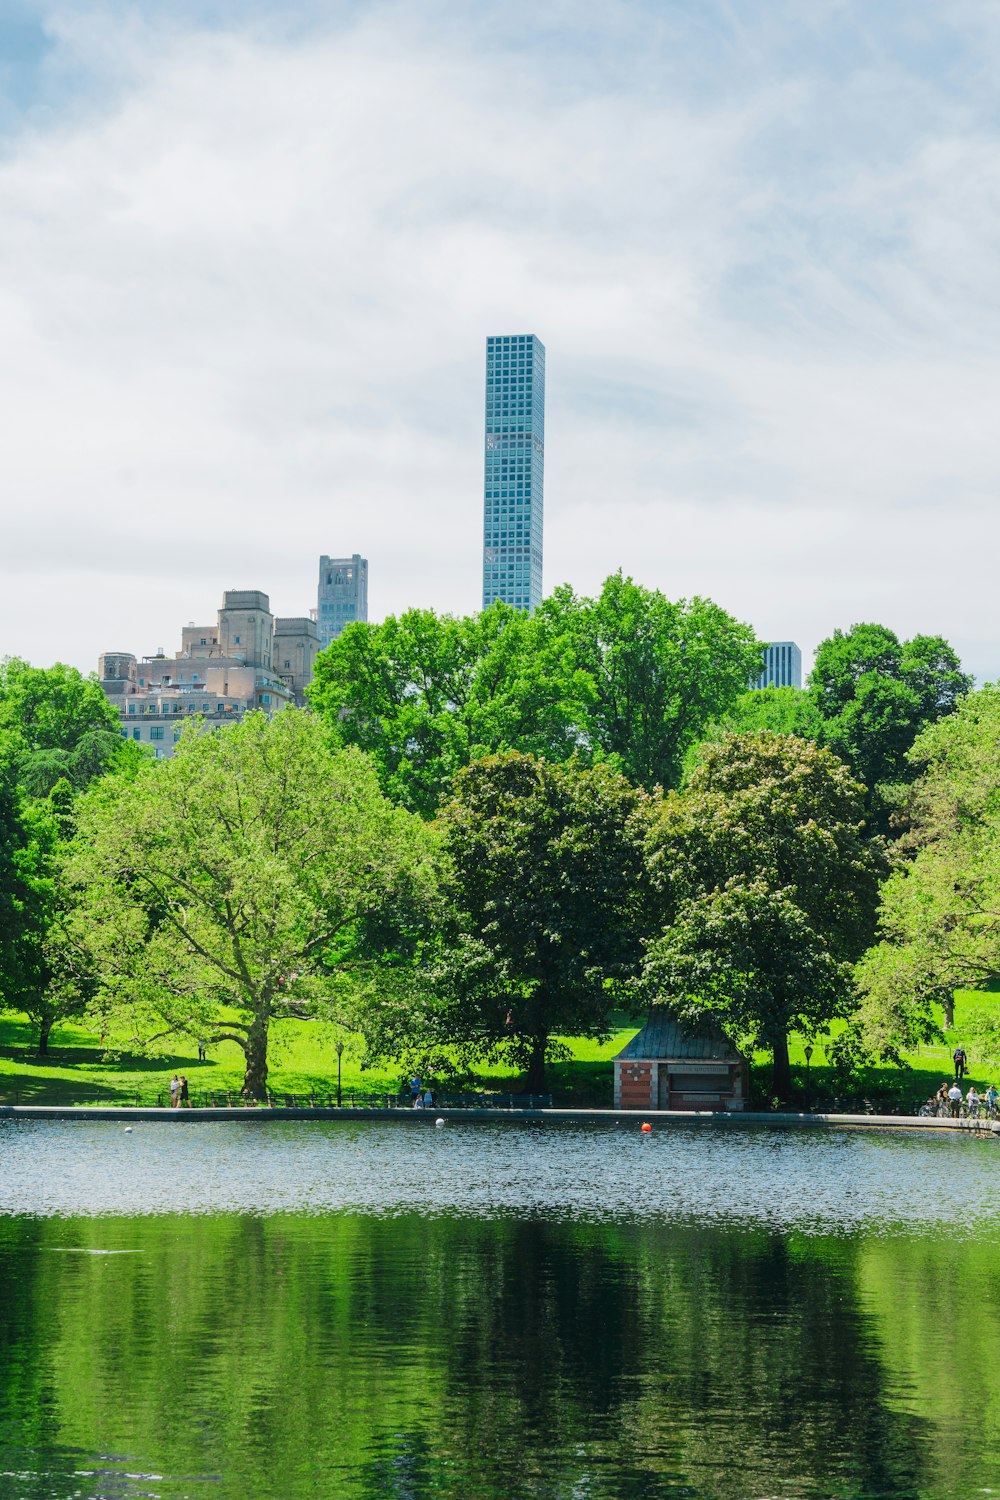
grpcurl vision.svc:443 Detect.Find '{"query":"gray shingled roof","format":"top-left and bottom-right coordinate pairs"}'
top-left (615, 1010), bottom-right (744, 1062)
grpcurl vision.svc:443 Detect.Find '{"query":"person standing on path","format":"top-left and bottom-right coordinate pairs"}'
top-left (948, 1082), bottom-right (963, 1117)
top-left (179, 1075), bottom-right (191, 1108)
top-left (169, 1073), bottom-right (180, 1109)
top-left (953, 1045), bottom-right (968, 1079)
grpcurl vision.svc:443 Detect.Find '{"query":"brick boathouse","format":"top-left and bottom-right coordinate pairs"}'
top-left (614, 1011), bottom-right (749, 1112)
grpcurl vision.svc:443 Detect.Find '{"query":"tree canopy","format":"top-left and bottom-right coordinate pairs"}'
top-left (643, 732), bottom-right (884, 1096)
top-left (0, 659), bottom-right (119, 756)
top-left (808, 624), bottom-right (970, 806)
top-left (408, 752), bottom-right (658, 1092)
top-left (307, 574), bottom-right (762, 815)
top-left (851, 686), bottom-right (1000, 1060)
top-left (65, 710), bottom-right (439, 1097)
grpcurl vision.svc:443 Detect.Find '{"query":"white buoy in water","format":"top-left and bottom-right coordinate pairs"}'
top-left (435, 1117), bottom-right (445, 1127)
top-left (124, 1127), bottom-right (133, 1134)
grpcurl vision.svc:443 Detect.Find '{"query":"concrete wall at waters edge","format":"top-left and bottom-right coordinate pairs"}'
top-left (1, 1105), bottom-right (998, 1134)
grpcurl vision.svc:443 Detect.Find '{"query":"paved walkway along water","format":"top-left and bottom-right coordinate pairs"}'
top-left (1, 1103), bottom-right (998, 1132)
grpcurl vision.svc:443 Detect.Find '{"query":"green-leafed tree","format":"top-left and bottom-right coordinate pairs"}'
top-left (308, 574), bottom-right (762, 816)
top-left (307, 602), bottom-right (591, 818)
top-left (403, 753), bottom-right (658, 1093)
top-left (65, 710), bottom-right (439, 1098)
top-left (541, 574), bottom-right (764, 792)
top-left (0, 745), bottom-right (69, 1053)
top-left (0, 659), bottom-right (119, 754)
top-left (643, 732), bottom-right (884, 1097)
top-left (851, 686), bottom-right (1000, 1060)
top-left (807, 624), bottom-right (970, 823)
top-left (714, 686), bottom-right (825, 740)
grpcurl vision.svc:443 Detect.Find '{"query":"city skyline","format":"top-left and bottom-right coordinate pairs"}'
top-left (2, 3), bottom-right (999, 683)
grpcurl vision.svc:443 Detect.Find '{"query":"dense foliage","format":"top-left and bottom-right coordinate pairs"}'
top-left (308, 574), bottom-right (763, 815)
top-left (64, 710), bottom-right (439, 1097)
top-left (852, 687), bottom-right (1000, 1061)
top-left (422, 752), bottom-right (658, 1091)
top-left (643, 732), bottom-right (884, 1096)
top-left (711, 625), bottom-right (970, 834)
top-left (0, 662), bottom-right (142, 1050)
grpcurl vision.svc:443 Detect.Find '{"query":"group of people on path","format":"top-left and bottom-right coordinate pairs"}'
top-left (409, 1076), bottom-right (436, 1110)
top-left (920, 1046), bottom-right (999, 1118)
top-left (168, 1073), bottom-right (191, 1108)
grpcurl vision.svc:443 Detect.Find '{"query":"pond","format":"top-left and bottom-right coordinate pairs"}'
top-left (1, 1119), bottom-right (998, 1499)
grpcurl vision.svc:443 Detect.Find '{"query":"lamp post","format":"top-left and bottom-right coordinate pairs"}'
top-left (336, 1041), bottom-right (344, 1108)
top-left (803, 1043), bottom-right (814, 1104)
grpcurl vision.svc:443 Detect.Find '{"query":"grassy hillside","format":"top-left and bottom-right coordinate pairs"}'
top-left (2, 988), bottom-right (998, 1109)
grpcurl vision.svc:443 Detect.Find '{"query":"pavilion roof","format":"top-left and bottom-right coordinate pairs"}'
top-left (615, 1010), bottom-right (744, 1063)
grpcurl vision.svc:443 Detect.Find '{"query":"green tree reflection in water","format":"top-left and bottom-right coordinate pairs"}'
top-left (0, 1213), bottom-right (991, 1499)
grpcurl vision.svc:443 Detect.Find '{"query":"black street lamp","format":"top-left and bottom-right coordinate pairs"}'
top-left (804, 1043), bottom-right (814, 1102)
top-left (336, 1041), bottom-right (344, 1108)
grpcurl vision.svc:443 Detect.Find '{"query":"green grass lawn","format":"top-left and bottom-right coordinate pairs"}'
top-left (0, 1011), bottom-right (640, 1108)
top-left (2, 990), bottom-right (998, 1110)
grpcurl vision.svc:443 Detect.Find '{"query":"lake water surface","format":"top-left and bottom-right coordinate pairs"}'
top-left (1, 1119), bottom-right (998, 1499)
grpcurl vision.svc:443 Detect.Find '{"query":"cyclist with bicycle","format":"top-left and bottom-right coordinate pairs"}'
top-left (966, 1084), bottom-right (981, 1118)
top-left (947, 1082), bottom-right (963, 1117)
top-left (986, 1084), bottom-right (999, 1117)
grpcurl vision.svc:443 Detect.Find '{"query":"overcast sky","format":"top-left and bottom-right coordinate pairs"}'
top-left (2, 0), bottom-right (999, 681)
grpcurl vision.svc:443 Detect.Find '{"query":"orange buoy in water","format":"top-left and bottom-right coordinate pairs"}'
top-left (641, 1122), bottom-right (652, 1133)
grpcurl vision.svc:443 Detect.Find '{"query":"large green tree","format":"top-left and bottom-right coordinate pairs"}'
top-left (808, 624), bottom-right (970, 809)
top-left (0, 659), bottom-right (118, 753)
top-left (308, 574), bottom-right (762, 815)
top-left (852, 686), bottom-right (1000, 1058)
top-left (539, 574), bottom-right (763, 792)
top-left (643, 732), bottom-right (884, 1097)
top-left (414, 752), bottom-right (658, 1093)
top-left (306, 602), bottom-right (590, 818)
top-left (0, 661), bottom-right (144, 1050)
top-left (65, 710), bottom-right (439, 1098)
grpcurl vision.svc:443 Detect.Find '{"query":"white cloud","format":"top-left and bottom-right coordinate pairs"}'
top-left (1, 0), bottom-right (1000, 679)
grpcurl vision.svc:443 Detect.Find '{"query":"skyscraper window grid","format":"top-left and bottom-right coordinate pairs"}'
top-left (752, 641), bottom-right (803, 690)
top-left (482, 334), bottom-right (545, 612)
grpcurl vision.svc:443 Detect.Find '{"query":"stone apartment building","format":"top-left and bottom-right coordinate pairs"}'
top-left (100, 589), bottom-right (320, 759)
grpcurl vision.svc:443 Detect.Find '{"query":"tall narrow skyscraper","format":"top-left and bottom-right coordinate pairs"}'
top-left (482, 334), bottom-right (545, 611)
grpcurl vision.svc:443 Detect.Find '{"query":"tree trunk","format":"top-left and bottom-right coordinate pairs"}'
top-left (942, 992), bottom-right (954, 1031)
top-left (524, 1032), bottom-right (548, 1095)
top-left (37, 1014), bottom-right (53, 1057)
top-left (242, 1017), bottom-right (269, 1100)
top-left (771, 1032), bottom-right (792, 1103)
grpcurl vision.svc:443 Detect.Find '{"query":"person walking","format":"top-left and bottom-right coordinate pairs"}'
top-left (179, 1075), bottom-right (191, 1108)
top-left (947, 1082), bottom-right (963, 1118)
top-left (953, 1044), bottom-right (968, 1079)
top-left (169, 1073), bottom-right (180, 1109)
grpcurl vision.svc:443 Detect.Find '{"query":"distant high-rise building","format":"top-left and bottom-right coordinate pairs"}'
top-left (97, 588), bottom-right (315, 760)
top-left (752, 641), bottom-right (803, 690)
top-left (316, 554), bottom-right (368, 649)
top-left (482, 334), bottom-right (545, 612)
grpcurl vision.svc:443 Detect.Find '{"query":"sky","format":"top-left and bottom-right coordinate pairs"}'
top-left (2, 0), bottom-right (999, 681)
